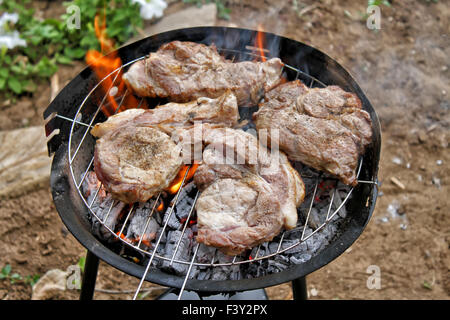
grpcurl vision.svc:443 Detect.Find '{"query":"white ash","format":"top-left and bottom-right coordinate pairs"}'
top-left (81, 172), bottom-right (125, 240)
top-left (90, 194), bottom-right (125, 240)
top-left (333, 188), bottom-right (348, 218)
top-left (162, 208), bottom-right (182, 230)
top-left (81, 171), bottom-right (107, 205)
top-left (211, 251), bottom-right (241, 281)
top-left (160, 229), bottom-right (194, 276)
top-left (190, 248), bottom-right (243, 281)
top-left (173, 182), bottom-right (197, 221)
top-left (290, 253), bottom-right (312, 264)
top-left (196, 245), bottom-right (216, 267)
top-left (125, 201), bottom-right (159, 247)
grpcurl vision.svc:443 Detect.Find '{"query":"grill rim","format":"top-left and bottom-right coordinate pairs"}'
top-left (46, 26), bottom-right (381, 292)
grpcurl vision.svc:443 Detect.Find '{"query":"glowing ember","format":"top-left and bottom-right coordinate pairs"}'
top-left (156, 201), bottom-right (164, 212)
top-left (166, 163), bottom-right (199, 195)
top-left (116, 231), bottom-right (152, 248)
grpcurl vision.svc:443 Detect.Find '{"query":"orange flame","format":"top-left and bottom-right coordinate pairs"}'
top-left (85, 12), bottom-right (143, 117)
top-left (255, 24), bottom-right (267, 62)
top-left (166, 163), bottom-right (199, 194)
top-left (156, 201), bottom-right (164, 212)
top-left (116, 231), bottom-right (152, 248)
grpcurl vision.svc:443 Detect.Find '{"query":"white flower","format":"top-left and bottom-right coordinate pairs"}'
top-left (0, 31), bottom-right (27, 49)
top-left (0, 12), bottom-right (20, 26)
top-left (131, 0), bottom-right (167, 20)
top-left (0, 12), bottom-right (27, 49)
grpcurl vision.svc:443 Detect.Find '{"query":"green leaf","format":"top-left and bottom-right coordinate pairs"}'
top-left (56, 55), bottom-right (73, 65)
top-left (0, 78), bottom-right (6, 90)
top-left (0, 68), bottom-right (9, 78)
top-left (2, 264), bottom-right (12, 276)
top-left (10, 273), bottom-right (22, 280)
top-left (64, 47), bottom-right (86, 59)
top-left (8, 78), bottom-right (22, 94)
top-left (3, 55), bottom-right (11, 64)
top-left (24, 274), bottom-right (41, 287)
top-left (423, 281), bottom-right (433, 290)
top-left (78, 256), bottom-right (86, 273)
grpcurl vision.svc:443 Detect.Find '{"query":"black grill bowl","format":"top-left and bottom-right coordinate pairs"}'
top-left (44, 27), bottom-right (381, 293)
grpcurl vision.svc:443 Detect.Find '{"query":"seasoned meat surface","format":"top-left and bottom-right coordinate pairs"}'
top-left (122, 41), bottom-right (283, 106)
top-left (196, 176), bottom-right (283, 256)
top-left (253, 80), bottom-right (373, 186)
top-left (182, 125), bottom-right (305, 255)
top-left (94, 126), bottom-right (182, 204)
top-left (92, 92), bottom-right (239, 203)
top-left (91, 91), bottom-right (239, 138)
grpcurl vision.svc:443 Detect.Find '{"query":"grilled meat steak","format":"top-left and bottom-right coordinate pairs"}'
top-left (91, 90), bottom-right (239, 138)
top-left (122, 41), bottom-right (284, 106)
top-left (92, 92), bottom-right (240, 203)
top-left (253, 80), bottom-right (373, 186)
top-left (94, 126), bottom-right (183, 204)
top-left (177, 125), bottom-right (305, 255)
top-left (196, 175), bottom-right (283, 256)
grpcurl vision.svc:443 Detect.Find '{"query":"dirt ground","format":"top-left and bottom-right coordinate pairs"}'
top-left (0, 0), bottom-right (448, 300)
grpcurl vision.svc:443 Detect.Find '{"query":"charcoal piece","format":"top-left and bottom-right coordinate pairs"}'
top-left (126, 202), bottom-right (159, 247)
top-left (196, 269), bottom-right (212, 281)
top-left (267, 259), bottom-right (288, 273)
top-left (196, 244), bottom-right (216, 266)
top-left (333, 188), bottom-right (348, 218)
top-left (162, 208), bottom-right (182, 230)
top-left (290, 253), bottom-right (312, 264)
top-left (90, 194), bottom-right (125, 241)
top-left (281, 240), bottom-right (308, 255)
top-left (160, 229), bottom-right (193, 276)
top-left (305, 233), bottom-right (327, 254)
top-left (175, 195), bottom-right (195, 221)
top-left (306, 207), bottom-right (323, 229)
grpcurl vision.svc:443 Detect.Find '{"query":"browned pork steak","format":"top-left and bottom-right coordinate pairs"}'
top-left (92, 92), bottom-right (240, 203)
top-left (122, 41), bottom-right (284, 106)
top-left (94, 126), bottom-right (182, 204)
top-left (91, 91), bottom-right (239, 138)
top-left (176, 125), bottom-right (305, 255)
top-left (253, 80), bottom-right (373, 186)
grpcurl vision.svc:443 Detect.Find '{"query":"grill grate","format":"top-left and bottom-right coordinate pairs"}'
top-left (60, 47), bottom-right (376, 299)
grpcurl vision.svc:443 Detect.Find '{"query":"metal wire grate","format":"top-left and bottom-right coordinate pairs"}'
top-left (61, 46), bottom-right (376, 299)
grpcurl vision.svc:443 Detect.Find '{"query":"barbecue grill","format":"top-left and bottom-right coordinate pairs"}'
top-left (43, 27), bottom-right (381, 300)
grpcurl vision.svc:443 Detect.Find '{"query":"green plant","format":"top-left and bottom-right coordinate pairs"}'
top-left (0, 0), bottom-right (143, 98)
top-left (368, 0), bottom-right (392, 7)
top-left (24, 274), bottom-right (41, 287)
top-left (77, 255), bottom-right (86, 273)
top-left (0, 264), bottom-right (22, 284)
top-left (182, 0), bottom-right (231, 20)
top-left (0, 264), bottom-right (40, 286)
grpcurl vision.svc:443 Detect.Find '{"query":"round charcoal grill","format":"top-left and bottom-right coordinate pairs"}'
top-left (43, 27), bottom-right (381, 300)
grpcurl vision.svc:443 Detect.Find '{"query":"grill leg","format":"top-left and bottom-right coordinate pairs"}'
top-left (292, 276), bottom-right (308, 300)
top-left (79, 250), bottom-right (99, 300)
